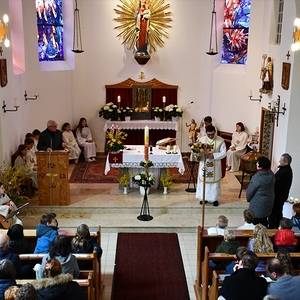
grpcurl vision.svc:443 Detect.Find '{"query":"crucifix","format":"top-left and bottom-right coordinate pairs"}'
top-left (286, 51), bottom-right (290, 60)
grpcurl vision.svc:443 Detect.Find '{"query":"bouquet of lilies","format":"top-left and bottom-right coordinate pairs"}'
top-left (106, 125), bottom-right (127, 152)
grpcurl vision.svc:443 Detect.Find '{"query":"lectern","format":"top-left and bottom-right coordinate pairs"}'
top-left (36, 151), bottom-right (70, 206)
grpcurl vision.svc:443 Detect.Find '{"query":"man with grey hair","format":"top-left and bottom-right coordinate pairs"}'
top-left (0, 234), bottom-right (22, 278)
top-left (37, 120), bottom-right (65, 152)
top-left (269, 153), bottom-right (293, 229)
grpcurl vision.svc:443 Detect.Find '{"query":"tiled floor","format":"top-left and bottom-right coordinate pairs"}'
top-left (21, 160), bottom-right (248, 300)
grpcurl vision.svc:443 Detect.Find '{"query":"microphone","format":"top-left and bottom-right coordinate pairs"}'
top-left (183, 101), bottom-right (194, 112)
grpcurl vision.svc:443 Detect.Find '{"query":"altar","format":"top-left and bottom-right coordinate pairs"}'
top-left (105, 145), bottom-right (185, 188)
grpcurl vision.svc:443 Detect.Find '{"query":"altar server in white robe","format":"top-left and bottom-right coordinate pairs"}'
top-left (226, 122), bottom-right (248, 172)
top-left (62, 122), bottom-right (81, 163)
top-left (76, 117), bottom-right (97, 162)
top-left (196, 125), bottom-right (226, 207)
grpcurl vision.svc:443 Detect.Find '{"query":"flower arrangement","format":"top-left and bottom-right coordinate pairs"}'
top-left (165, 104), bottom-right (183, 118)
top-left (132, 161), bottom-right (155, 188)
top-left (189, 141), bottom-right (214, 161)
top-left (0, 165), bottom-right (31, 205)
top-left (99, 102), bottom-right (121, 120)
top-left (160, 169), bottom-right (174, 188)
top-left (121, 107), bottom-right (134, 117)
top-left (151, 107), bottom-right (164, 119)
top-left (119, 169), bottom-right (131, 187)
top-left (106, 125), bottom-right (127, 153)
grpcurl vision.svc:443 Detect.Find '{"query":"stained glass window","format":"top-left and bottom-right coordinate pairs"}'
top-left (36, 0), bottom-right (64, 61)
top-left (221, 0), bottom-right (251, 64)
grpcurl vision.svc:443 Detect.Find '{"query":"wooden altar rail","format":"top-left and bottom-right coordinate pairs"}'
top-left (200, 246), bottom-right (300, 300)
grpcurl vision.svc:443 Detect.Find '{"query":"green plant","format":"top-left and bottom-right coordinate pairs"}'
top-left (121, 107), bottom-right (134, 117)
top-left (99, 102), bottom-right (121, 120)
top-left (0, 165), bottom-right (31, 205)
top-left (119, 169), bottom-right (131, 187)
top-left (160, 169), bottom-right (174, 188)
top-left (165, 104), bottom-right (183, 117)
top-left (132, 161), bottom-right (155, 188)
top-left (151, 107), bottom-right (164, 119)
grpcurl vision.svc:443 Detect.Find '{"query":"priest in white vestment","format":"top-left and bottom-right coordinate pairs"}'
top-left (196, 125), bottom-right (226, 207)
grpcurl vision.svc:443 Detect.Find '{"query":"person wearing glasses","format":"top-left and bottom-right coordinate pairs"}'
top-left (195, 125), bottom-right (226, 207)
top-left (37, 120), bottom-right (65, 152)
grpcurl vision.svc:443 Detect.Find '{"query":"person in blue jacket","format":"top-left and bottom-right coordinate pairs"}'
top-left (0, 259), bottom-right (18, 300)
top-left (34, 213), bottom-right (58, 254)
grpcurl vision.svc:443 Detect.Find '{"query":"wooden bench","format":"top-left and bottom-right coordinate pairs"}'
top-left (17, 271), bottom-right (94, 300)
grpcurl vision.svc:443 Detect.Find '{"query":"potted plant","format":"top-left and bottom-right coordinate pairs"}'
top-left (121, 107), bottom-right (134, 121)
top-left (160, 168), bottom-right (174, 194)
top-left (165, 104), bottom-right (183, 121)
top-left (151, 107), bottom-right (164, 121)
top-left (119, 169), bottom-right (131, 194)
top-left (106, 125), bottom-right (127, 153)
top-left (132, 161), bottom-right (155, 195)
top-left (99, 102), bottom-right (121, 121)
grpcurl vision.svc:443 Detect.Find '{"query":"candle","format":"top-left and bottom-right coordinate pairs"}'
top-left (35, 89), bottom-right (39, 96)
top-left (173, 145), bottom-right (177, 153)
top-left (117, 96), bottom-right (121, 103)
top-left (249, 89), bottom-right (252, 97)
top-left (162, 96), bottom-right (166, 103)
top-left (166, 145), bottom-right (170, 153)
top-left (271, 101), bottom-right (275, 109)
top-left (295, 198), bottom-right (299, 203)
top-left (14, 98), bottom-right (19, 107)
top-left (144, 126), bottom-right (149, 161)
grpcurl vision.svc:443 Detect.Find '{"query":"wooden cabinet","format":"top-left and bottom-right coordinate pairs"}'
top-left (36, 151), bottom-right (70, 206)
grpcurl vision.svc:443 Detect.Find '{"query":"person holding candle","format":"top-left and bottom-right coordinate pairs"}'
top-left (76, 117), bottom-right (97, 162)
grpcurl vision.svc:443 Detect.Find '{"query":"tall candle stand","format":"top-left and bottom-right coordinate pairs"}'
top-left (162, 102), bottom-right (166, 121)
top-left (117, 102), bottom-right (121, 121)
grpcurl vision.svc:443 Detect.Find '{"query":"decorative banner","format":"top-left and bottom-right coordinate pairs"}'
top-left (109, 151), bottom-right (123, 163)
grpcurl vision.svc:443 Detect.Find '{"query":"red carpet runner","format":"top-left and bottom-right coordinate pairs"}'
top-left (111, 232), bottom-right (190, 300)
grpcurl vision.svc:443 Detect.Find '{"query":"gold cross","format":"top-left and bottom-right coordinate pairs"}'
top-left (113, 156), bottom-right (119, 162)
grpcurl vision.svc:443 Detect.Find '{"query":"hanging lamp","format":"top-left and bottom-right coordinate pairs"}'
top-left (72, 0), bottom-right (84, 53)
top-left (206, 0), bottom-right (218, 55)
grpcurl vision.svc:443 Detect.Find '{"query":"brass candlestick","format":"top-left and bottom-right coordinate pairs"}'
top-left (162, 102), bottom-right (166, 121)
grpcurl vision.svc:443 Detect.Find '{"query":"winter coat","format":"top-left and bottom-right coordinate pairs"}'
top-left (34, 224), bottom-right (58, 254)
top-left (215, 240), bottom-right (240, 270)
top-left (291, 216), bottom-right (300, 228)
top-left (246, 169), bottom-right (275, 218)
top-left (0, 251), bottom-right (22, 279)
top-left (274, 229), bottom-right (298, 251)
top-left (32, 273), bottom-right (87, 300)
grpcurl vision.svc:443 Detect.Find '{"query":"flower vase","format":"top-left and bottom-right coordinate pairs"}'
top-left (123, 187), bottom-right (128, 195)
top-left (140, 186), bottom-right (149, 195)
top-left (125, 116), bottom-right (131, 121)
top-left (172, 116), bottom-right (179, 122)
top-left (155, 117), bottom-right (161, 122)
top-left (163, 187), bottom-right (168, 194)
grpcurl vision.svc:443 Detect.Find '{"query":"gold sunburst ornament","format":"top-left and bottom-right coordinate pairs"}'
top-left (114, 0), bottom-right (172, 56)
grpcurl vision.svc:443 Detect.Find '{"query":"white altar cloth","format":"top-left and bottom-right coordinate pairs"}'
top-left (103, 120), bottom-right (178, 131)
top-left (105, 145), bottom-right (185, 176)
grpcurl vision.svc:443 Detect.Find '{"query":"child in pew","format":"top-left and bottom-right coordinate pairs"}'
top-left (247, 224), bottom-right (274, 272)
top-left (291, 203), bottom-right (300, 229)
top-left (210, 229), bottom-right (240, 270)
top-left (225, 246), bottom-right (248, 274)
top-left (207, 215), bottom-right (228, 236)
top-left (237, 209), bottom-right (255, 230)
top-left (274, 217), bottom-right (298, 252)
top-left (71, 223), bottom-right (103, 270)
top-left (276, 248), bottom-right (295, 276)
top-left (34, 213), bottom-right (59, 254)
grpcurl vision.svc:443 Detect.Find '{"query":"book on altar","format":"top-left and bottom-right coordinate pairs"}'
top-left (207, 227), bottom-right (225, 236)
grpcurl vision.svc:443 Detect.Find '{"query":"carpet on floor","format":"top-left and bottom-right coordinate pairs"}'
top-left (69, 157), bottom-right (195, 184)
top-left (111, 232), bottom-right (190, 300)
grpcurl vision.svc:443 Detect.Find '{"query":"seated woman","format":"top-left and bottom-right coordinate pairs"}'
top-left (40, 235), bottom-right (80, 279)
top-left (62, 122), bottom-right (81, 164)
top-left (71, 223), bottom-right (103, 270)
top-left (75, 118), bottom-right (96, 162)
top-left (32, 258), bottom-right (87, 300)
top-left (14, 144), bottom-right (38, 189)
top-left (226, 122), bottom-right (248, 172)
top-left (0, 259), bottom-right (17, 300)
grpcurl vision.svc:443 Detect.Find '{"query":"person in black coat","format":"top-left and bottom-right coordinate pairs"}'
top-left (37, 120), bottom-right (65, 151)
top-left (219, 250), bottom-right (267, 300)
top-left (269, 153), bottom-right (293, 229)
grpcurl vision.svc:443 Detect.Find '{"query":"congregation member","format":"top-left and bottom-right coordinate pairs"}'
top-left (24, 138), bottom-right (37, 166)
top-left (207, 215), bottom-right (228, 235)
top-left (269, 153), bottom-right (293, 229)
top-left (276, 248), bottom-right (295, 276)
top-left (196, 125), bottom-right (226, 207)
top-left (4, 285), bottom-right (19, 300)
top-left (0, 260), bottom-right (18, 300)
top-left (40, 235), bottom-right (80, 279)
top-left (225, 246), bottom-right (248, 274)
top-left (0, 235), bottom-right (22, 279)
top-left (37, 120), bottom-right (65, 151)
top-left (32, 129), bottom-right (40, 153)
top-left (291, 203), bottom-right (300, 228)
top-left (76, 117), bottom-right (97, 162)
top-left (219, 250), bottom-right (267, 300)
top-left (15, 283), bottom-right (36, 300)
top-left (0, 183), bottom-right (22, 226)
top-left (226, 122), bottom-right (248, 172)
top-left (34, 213), bottom-right (58, 254)
top-left (32, 258), bottom-right (87, 300)
top-left (273, 217), bottom-right (298, 252)
top-left (246, 156), bottom-right (275, 227)
top-left (237, 209), bottom-right (255, 229)
top-left (266, 258), bottom-right (300, 300)
top-left (62, 122), bottom-right (81, 164)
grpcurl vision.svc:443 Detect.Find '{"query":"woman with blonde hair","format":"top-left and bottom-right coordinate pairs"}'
top-left (247, 224), bottom-right (274, 271)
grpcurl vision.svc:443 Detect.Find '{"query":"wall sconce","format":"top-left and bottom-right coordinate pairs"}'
top-left (2, 99), bottom-right (19, 113)
top-left (268, 95), bottom-right (287, 127)
top-left (24, 90), bottom-right (39, 101)
top-left (291, 18), bottom-right (300, 52)
top-left (0, 14), bottom-right (10, 56)
top-left (249, 89), bottom-right (262, 102)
